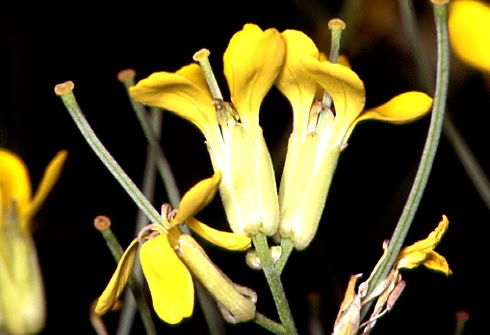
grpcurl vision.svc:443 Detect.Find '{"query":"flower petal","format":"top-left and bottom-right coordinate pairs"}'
top-left (140, 234), bottom-right (194, 324)
top-left (95, 238), bottom-right (139, 315)
top-left (0, 150), bottom-right (32, 226)
top-left (356, 92), bottom-right (432, 124)
top-left (187, 218), bottom-right (251, 250)
top-left (172, 172), bottom-right (221, 227)
top-left (223, 24), bottom-right (285, 125)
top-left (276, 29), bottom-right (320, 139)
top-left (26, 150), bottom-right (68, 222)
top-left (129, 64), bottom-right (216, 133)
top-left (449, 0), bottom-right (490, 73)
top-left (396, 215), bottom-right (450, 273)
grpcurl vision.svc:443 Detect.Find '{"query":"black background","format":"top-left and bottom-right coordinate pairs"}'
top-left (3, 1), bottom-right (489, 334)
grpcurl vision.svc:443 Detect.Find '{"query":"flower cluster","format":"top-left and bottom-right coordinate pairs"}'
top-left (94, 23), bottom-right (439, 327)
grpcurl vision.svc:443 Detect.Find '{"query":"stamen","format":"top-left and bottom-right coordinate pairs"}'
top-left (193, 48), bottom-right (224, 100)
top-left (307, 101), bottom-right (335, 134)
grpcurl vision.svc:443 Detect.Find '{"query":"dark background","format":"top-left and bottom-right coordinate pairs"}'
top-left (3, 1), bottom-right (489, 334)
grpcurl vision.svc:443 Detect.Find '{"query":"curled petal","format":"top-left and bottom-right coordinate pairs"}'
top-left (129, 64), bottom-right (216, 133)
top-left (172, 172), bottom-right (221, 227)
top-left (396, 215), bottom-right (451, 275)
top-left (449, 0), bottom-right (490, 73)
top-left (95, 239), bottom-right (139, 315)
top-left (224, 24), bottom-right (285, 125)
top-left (0, 150), bottom-right (32, 225)
top-left (187, 218), bottom-right (251, 250)
top-left (140, 234), bottom-right (194, 324)
top-left (26, 150), bottom-right (68, 222)
top-left (276, 29), bottom-right (319, 138)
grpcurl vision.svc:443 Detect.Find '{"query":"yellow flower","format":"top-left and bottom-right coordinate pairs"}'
top-left (396, 215), bottom-right (452, 275)
top-left (449, 0), bottom-right (490, 73)
top-left (94, 172), bottom-right (254, 325)
top-left (275, 29), bottom-right (433, 249)
top-left (129, 24), bottom-right (284, 236)
top-left (0, 149), bottom-right (67, 335)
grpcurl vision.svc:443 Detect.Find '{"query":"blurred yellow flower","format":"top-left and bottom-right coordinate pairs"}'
top-left (95, 172), bottom-right (253, 324)
top-left (129, 24), bottom-right (284, 237)
top-left (0, 149), bottom-right (67, 335)
top-left (275, 29), bottom-right (433, 249)
top-left (449, 0), bottom-right (490, 73)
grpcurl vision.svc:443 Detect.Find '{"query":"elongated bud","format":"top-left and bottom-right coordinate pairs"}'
top-left (0, 206), bottom-right (45, 335)
top-left (177, 235), bottom-right (256, 322)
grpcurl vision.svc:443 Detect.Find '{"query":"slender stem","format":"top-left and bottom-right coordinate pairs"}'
top-left (116, 109), bottom-right (161, 335)
top-left (443, 115), bottom-right (490, 211)
top-left (56, 85), bottom-right (162, 228)
top-left (361, 1), bottom-right (450, 314)
top-left (399, 0), bottom-right (490, 211)
top-left (95, 220), bottom-right (157, 335)
top-left (254, 312), bottom-right (286, 335)
top-left (252, 233), bottom-right (297, 335)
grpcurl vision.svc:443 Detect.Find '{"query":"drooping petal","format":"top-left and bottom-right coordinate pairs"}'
top-left (129, 64), bottom-right (216, 133)
top-left (396, 215), bottom-right (451, 276)
top-left (140, 234), bottom-right (194, 324)
top-left (449, 0), bottom-right (490, 73)
top-left (276, 29), bottom-right (320, 139)
top-left (172, 172), bottom-right (221, 227)
top-left (95, 239), bottom-right (139, 315)
top-left (302, 57), bottom-right (366, 144)
top-left (187, 218), bottom-right (251, 250)
top-left (223, 24), bottom-right (285, 126)
top-left (26, 150), bottom-right (68, 223)
top-left (0, 150), bottom-right (32, 225)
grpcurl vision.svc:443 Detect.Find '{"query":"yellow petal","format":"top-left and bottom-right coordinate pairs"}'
top-left (172, 172), bottom-right (221, 227)
top-left (344, 92), bottom-right (432, 143)
top-left (276, 29), bottom-right (320, 138)
top-left (140, 234), bottom-right (194, 324)
top-left (223, 24), bottom-right (285, 126)
top-left (0, 150), bottom-right (32, 225)
top-left (129, 64), bottom-right (216, 133)
top-left (26, 150), bottom-right (68, 222)
top-left (396, 215), bottom-right (451, 274)
top-left (357, 92), bottom-right (432, 124)
top-left (449, 0), bottom-right (490, 73)
top-left (187, 218), bottom-right (251, 250)
top-left (95, 239), bottom-right (139, 315)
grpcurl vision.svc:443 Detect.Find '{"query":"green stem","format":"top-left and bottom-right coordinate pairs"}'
top-left (116, 110), bottom-right (161, 335)
top-left (399, 0), bottom-right (490, 211)
top-left (97, 226), bottom-right (157, 335)
top-left (443, 115), bottom-right (490, 211)
top-left (361, 1), bottom-right (450, 315)
top-left (57, 88), bottom-right (162, 227)
top-left (252, 233), bottom-right (297, 335)
top-left (254, 312), bottom-right (286, 335)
